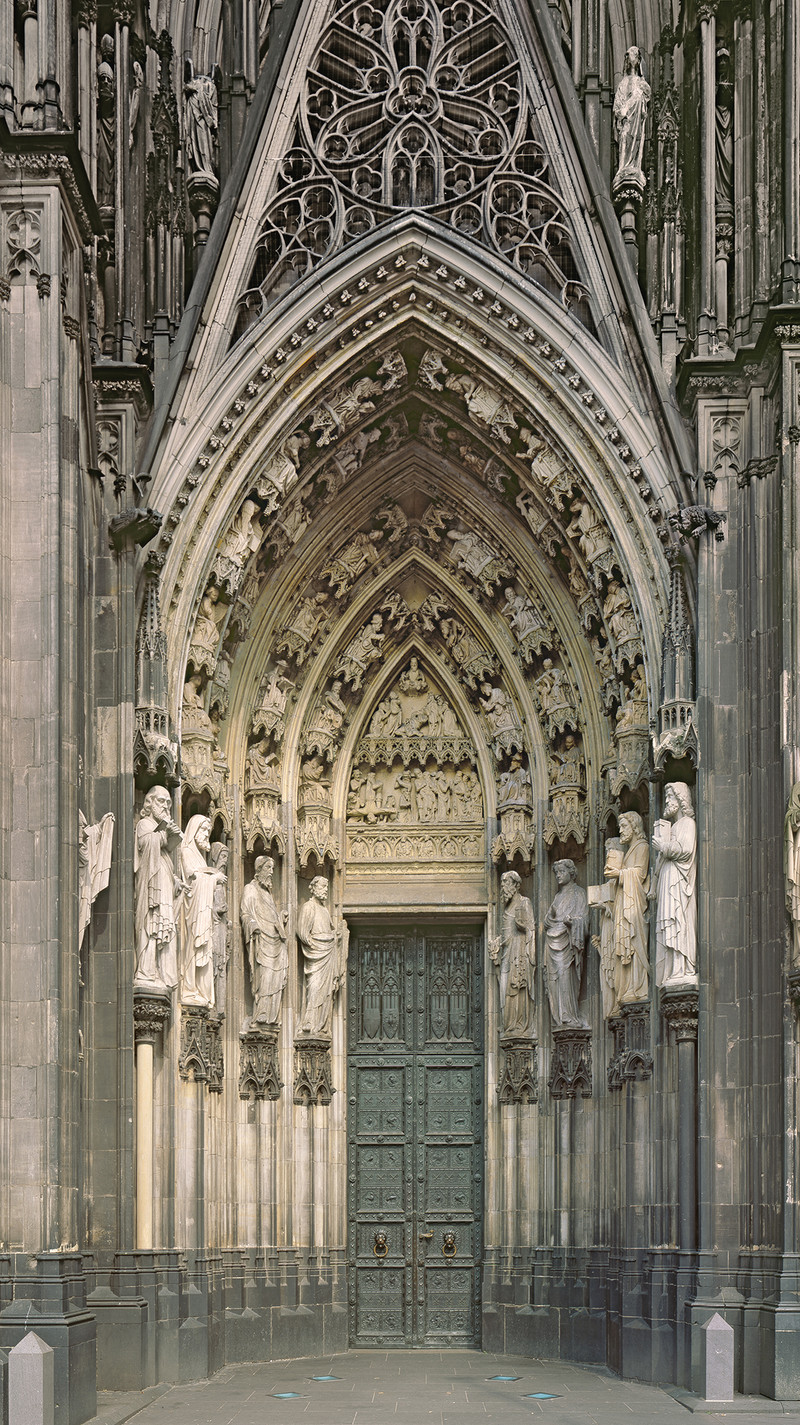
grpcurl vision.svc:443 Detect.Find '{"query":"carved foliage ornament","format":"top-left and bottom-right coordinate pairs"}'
top-left (233, 0), bottom-right (591, 336)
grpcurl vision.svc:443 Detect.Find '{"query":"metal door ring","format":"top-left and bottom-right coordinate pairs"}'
top-left (442, 1231), bottom-right (457, 1258)
top-left (373, 1231), bottom-right (388, 1259)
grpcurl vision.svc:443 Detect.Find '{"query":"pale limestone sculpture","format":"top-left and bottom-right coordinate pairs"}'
top-left (653, 783), bottom-right (697, 986)
top-left (490, 871), bottom-right (536, 1038)
top-left (784, 783), bottom-right (800, 964)
top-left (240, 856), bottom-right (288, 1026)
top-left (297, 876), bottom-right (347, 1039)
top-left (178, 815), bottom-right (220, 1007)
top-left (184, 66), bottom-right (219, 181)
top-left (613, 46), bottom-right (651, 188)
top-left (134, 786), bottom-right (182, 992)
top-left (209, 842), bottom-right (230, 1015)
top-left (335, 613), bottom-right (385, 691)
top-left (609, 812), bottom-right (650, 1006)
top-left (78, 810), bottom-right (115, 949)
top-left (590, 836), bottom-right (623, 1019)
top-left (544, 859), bottom-right (589, 1027)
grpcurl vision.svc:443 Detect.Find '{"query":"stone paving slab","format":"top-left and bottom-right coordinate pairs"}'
top-left (90, 1351), bottom-right (800, 1425)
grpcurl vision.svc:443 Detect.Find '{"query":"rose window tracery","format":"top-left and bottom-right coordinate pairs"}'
top-left (232, 0), bottom-right (592, 341)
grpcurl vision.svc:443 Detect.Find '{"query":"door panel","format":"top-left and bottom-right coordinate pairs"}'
top-left (348, 923), bottom-right (483, 1347)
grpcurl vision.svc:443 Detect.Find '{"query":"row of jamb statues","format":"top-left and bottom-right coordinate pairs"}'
top-left (491, 783), bottom-right (697, 1038)
top-left (134, 787), bottom-right (347, 1040)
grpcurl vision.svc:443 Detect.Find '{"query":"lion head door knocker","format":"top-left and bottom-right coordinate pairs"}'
top-left (442, 1231), bottom-right (457, 1260)
top-left (373, 1230), bottom-right (389, 1260)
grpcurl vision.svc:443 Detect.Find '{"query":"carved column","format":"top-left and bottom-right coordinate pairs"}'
top-left (661, 986), bottom-right (699, 1251)
top-left (133, 989), bottom-right (171, 1250)
top-left (697, 3), bottom-right (717, 354)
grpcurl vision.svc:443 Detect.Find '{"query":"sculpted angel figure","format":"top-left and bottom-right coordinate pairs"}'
top-left (653, 783), bottom-right (697, 986)
top-left (490, 871), bottom-right (536, 1038)
top-left (336, 613), bottom-right (385, 692)
top-left (189, 585), bottom-right (226, 674)
top-left (218, 499), bottom-right (262, 570)
top-left (277, 592), bottom-right (328, 665)
top-left (79, 809), bottom-right (115, 950)
top-left (613, 46), bottom-right (651, 188)
top-left (479, 683), bottom-right (524, 758)
top-left (134, 787), bottom-right (182, 992)
top-left (566, 500), bottom-right (612, 565)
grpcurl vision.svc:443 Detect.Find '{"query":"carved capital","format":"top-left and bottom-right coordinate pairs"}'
top-left (293, 1036), bottom-right (334, 1105)
top-left (133, 988), bottom-right (171, 1044)
top-left (497, 1038), bottom-right (538, 1104)
top-left (239, 1024), bottom-right (282, 1101)
top-left (607, 1002), bottom-right (653, 1088)
top-left (548, 1026), bottom-right (592, 1099)
top-left (661, 985), bottom-right (699, 1041)
top-left (206, 1011), bottom-right (224, 1093)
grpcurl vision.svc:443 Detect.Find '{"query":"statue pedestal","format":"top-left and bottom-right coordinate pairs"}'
top-left (548, 1026), bottom-right (592, 1099)
top-left (293, 1036), bottom-right (334, 1105)
top-left (497, 1037), bottom-right (538, 1104)
top-left (607, 1001), bottom-right (653, 1089)
top-left (239, 1023), bottom-right (282, 1101)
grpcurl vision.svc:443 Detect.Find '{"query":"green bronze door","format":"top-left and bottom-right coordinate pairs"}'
top-left (347, 923), bottom-right (484, 1346)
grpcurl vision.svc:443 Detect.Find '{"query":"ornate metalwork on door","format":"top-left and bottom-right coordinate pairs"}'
top-left (348, 924), bottom-right (483, 1345)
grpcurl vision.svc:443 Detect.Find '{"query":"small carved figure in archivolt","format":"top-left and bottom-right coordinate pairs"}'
top-left (444, 373), bottom-right (517, 443)
top-left (368, 691), bottom-right (403, 736)
top-left (418, 348), bottom-right (449, 390)
top-left (335, 613), bottom-right (385, 692)
top-left (490, 871), bottom-right (536, 1039)
top-left (321, 529), bottom-right (382, 597)
top-left (253, 661), bottom-right (293, 742)
top-left (535, 658), bottom-right (578, 737)
top-left (305, 681), bottom-right (348, 759)
top-left (480, 683), bottom-right (524, 759)
top-left (189, 584), bottom-right (226, 675)
top-left (446, 527), bottom-right (514, 595)
top-left (277, 592), bottom-right (328, 666)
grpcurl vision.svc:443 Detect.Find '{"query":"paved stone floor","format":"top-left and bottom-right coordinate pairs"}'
top-left (93, 1351), bottom-right (800, 1425)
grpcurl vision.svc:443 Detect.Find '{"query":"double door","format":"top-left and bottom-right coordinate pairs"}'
top-left (347, 923), bottom-right (484, 1346)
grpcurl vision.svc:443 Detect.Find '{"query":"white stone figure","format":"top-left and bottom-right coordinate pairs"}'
top-left (608, 812), bottom-right (650, 1007)
top-left (209, 842), bottom-right (230, 1015)
top-left (336, 614), bottom-right (385, 691)
top-left (129, 60), bottom-right (144, 152)
top-left (591, 836), bottom-right (623, 1020)
top-left (184, 66), bottom-right (219, 181)
top-left (785, 783), bottom-right (800, 965)
top-left (178, 814), bottom-right (220, 1007)
top-left (245, 739), bottom-right (280, 792)
top-left (297, 876), bottom-right (347, 1039)
top-left (479, 683), bottom-right (523, 757)
top-left (613, 46), bottom-right (651, 188)
top-left (368, 691), bottom-right (403, 737)
top-left (134, 786), bottom-right (182, 991)
top-left (79, 810), bottom-right (115, 949)
top-left (497, 752), bottom-right (531, 811)
top-left (603, 579), bottom-right (639, 645)
top-left (544, 859), bottom-right (589, 1027)
top-left (96, 35), bottom-right (116, 209)
top-left (189, 585), bottom-right (226, 674)
top-left (219, 499), bottom-right (262, 571)
top-left (566, 500), bottom-right (612, 565)
top-left (240, 856), bottom-right (289, 1026)
top-left (277, 592), bottom-right (328, 665)
top-left (182, 673), bottom-right (213, 731)
top-left (653, 783), bottom-right (697, 986)
top-left (490, 871), bottom-right (536, 1038)
top-left (399, 657), bottom-right (427, 695)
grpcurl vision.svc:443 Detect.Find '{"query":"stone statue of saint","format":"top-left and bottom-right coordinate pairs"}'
top-left (613, 46), bottom-right (651, 188)
top-left (784, 783), bottom-right (800, 964)
top-left (240, 856), bottom-right (288, 1026)
top-left (79, 809), bottom-right (115, 950)
top-left (297, 876), bottom-right (347, 1039)
top-left (209, 842), bottom-right (230, 1015)
top-left (653, 782), bottom-right (697, 986)
top-left (544, 859), bottom-right (589, 1027)
top-left (609, 812), bottom-right (650, 1005)
top-left (96, 35), bottom-right (116, 210)
top-left (178, 815), bottom-right (221, 1007)
top-left (134, 786), bottom-right (182, 992)
top-left (490, 871), bottom-right (536, 1038)
top-left (184, 64), bottom-right (219, 181)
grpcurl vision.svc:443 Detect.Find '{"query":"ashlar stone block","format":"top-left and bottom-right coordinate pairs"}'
top-left (693, 1311), bottom-right (734, 1402)
top-left (9, 1331), bottom-right (54, 1425)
